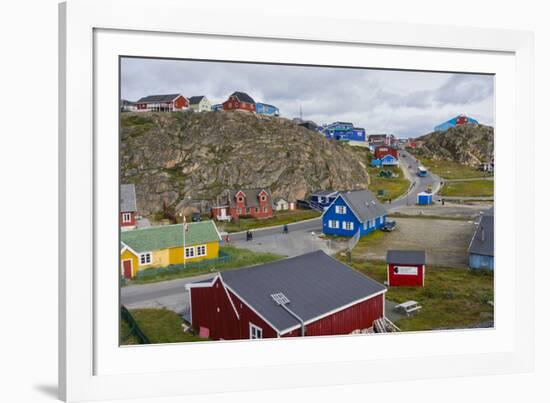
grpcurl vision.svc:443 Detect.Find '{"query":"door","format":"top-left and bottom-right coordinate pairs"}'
top-left (220, 208), bottom-right (226, 218)
top-left (123, 260), bottom-right (133, 279)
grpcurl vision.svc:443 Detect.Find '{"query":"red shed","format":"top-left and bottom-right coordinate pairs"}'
top-left (186, 250), bottom-right (387, 340)
top-left (222, 91), bottom-right (256, 113)
top-left (374, 145), bottom-right (398, 160)
top-left (120, 183), bottom-right (137, 229)
top-left (386, 250), bottom-right (427, 287)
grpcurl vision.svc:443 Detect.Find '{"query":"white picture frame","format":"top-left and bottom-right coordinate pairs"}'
top-left (59, 0), bottom-right (534, 401)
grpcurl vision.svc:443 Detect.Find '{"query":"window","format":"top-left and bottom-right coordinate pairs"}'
top-left (185, 247), bottom-right (195, 258)
top-left (328, 220), bottom-right (339, 229)
top-left (249, 323), bottom-right (263, 339)
top-left (196, 245), bottom-right (206, 257)
top-left (139, 252), bottom-right (152, 265)
top-left (260, 195), bottom-right (266, 201)
top-left (237, 196), bottom-right (244, 203)
top-left (343, 221), bottom-right (354, 230)
top-left (122, 212), bottom-right (132, 223)
top-left (263, 206), bottom-right (268, 213)
top-left (237, 208), bottom-right (242, 214)
top-left (335, 205), bottom-right (347, 214)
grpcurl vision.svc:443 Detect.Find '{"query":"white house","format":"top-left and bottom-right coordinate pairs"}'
top-left (188, 96), bottom-right (212, 112)
top-left (273, 198), bottom-right (289, 211)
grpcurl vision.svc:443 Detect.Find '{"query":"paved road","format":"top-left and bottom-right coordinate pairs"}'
top-left (388, 149), bottom-right (442, 210)
top-left (224, 217), bottom-right (321, 241)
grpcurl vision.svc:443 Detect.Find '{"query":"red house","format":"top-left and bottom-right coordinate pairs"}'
top-left (219, 188), bottom-right (273, 220)
top-left (135, 94), bottom-right (189, 112)
top-left (386, 250), bottom-right (427, 287)
top-left (222, 91), bottom-right (256, 113)
top-left (186, 251), bottom-right (387, 340)
top-left (120, 184), bottom-right (137, 229)
top-left (374, 145), bottom-right (398, 160)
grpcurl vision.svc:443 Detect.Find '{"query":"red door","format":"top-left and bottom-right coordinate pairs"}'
top-left (123, 260), bottom-right (133, 279)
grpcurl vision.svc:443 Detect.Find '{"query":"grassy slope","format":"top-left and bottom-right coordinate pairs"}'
top-left (132, 245), bottom-right (284, 284)
top-left (124, 309), bottom-right (206, 344)
top-left (219, 209), bottom-right (320, 233)
top-left (439, 180), bottom-right (494, 197)
top-left (366, 166), bottom-right (409, 202)
top-left (343, 258), bottom-right (494, 331)
top-left (419, 157), bottom-right (492, 180)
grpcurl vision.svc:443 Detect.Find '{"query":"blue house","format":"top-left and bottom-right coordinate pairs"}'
top-left (348, 127), bottom-right (366, 142)
top-left (256, 102), bottom-right (280, 116)
top-left (310, 190), bottom-right (339, 211)
top-left (434, 114), bottom-right (479, 132)
top-left (380, 155), bottom-right (398, 166)
top-left (468, 211), bottom-right (494, 270)
top-left (371, 159), bottom-right (382, 167)
top-left (211, 103), bottom-right (224, 112)
top-left (319, 122), bottom-right (366, 142)
top-left (322, 189), bottom-right (388, 237)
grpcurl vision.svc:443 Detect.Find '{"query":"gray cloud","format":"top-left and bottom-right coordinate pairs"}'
top-left (121, 58), bottom-right (494, 137)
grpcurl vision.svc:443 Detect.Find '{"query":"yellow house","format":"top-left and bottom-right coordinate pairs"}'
top-left (120, 220), bottom-right (221, 279)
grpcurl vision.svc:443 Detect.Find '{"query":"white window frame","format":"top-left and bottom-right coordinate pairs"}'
top-left (139, 252), bottom-right (152, 266)
top-left (343, 221), bottom-right (354, 230)
top-left (185, 246), bottom-right (195, 258)
top-left (196, 245), bottom-right (207, 257)
top-left (122, 212), bottom-right (132, 223)
top-left (249, 323), bottom-right (263, 339)
top-left (328, 219), bottom-right (339, 229)
top-left (335, 205), bottom-right (347, 214)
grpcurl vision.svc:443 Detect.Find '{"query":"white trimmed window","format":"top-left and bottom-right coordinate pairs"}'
top-left (139, 252), bottom-right (152, 265)
top-left (196, 245), bottom-right (207, 257)
top-left (263, 206), bottom-right (268, 213)
top-left (185, 247), bottom-right (195, 258)
top-left (249, 323), bottom-right (263, 339)
top-left (328, 220), bottom-right (339, 229)
top-left (335, 205), bottom-right (347, 214)
top-left (343, 221), bottom-right (354, 230)
top-left (237, 208), bottom-right (242, 214)
top-left (122, 212), bottom-right (132, 223)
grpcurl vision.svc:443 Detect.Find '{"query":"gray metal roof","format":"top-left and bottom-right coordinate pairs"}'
top-left (136, 94), bottom-right (182, 103)
top-left (339, 189), bottom-right (388, 223)
top-left (219, 250), bottom-right (386, 333)
top-left (311, 189), bottom-right (338, 197)
top-left (386, 250), bottom-right (427, 265)
top-left (228, 188), bottom-right (271, 208)
top-left (469, 214), bottom-right (494, 257)
top-left (230, 91), bottom-right (255, 104)
top-left (120, 184), bottom-right (137, 212)
top-left (188, 95), bottom-right (206, 105)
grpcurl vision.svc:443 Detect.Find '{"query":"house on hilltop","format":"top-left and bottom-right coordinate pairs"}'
top-left (135, 94), bottom-right (189, 112)
top-left (322, 189), bottom-right (388, 237)
top-left (222, 91), bottom-right (256, 113)
top-left (186, 250), bottom-right (387, 340)
top-left (434, 114), bottom-right (479, 132)
top-left (256, 102), bottom-right (280, 116)
top-left (320, 122), bottom-right (366, 142)
top-left (188, 95), bottom-right (212, 112)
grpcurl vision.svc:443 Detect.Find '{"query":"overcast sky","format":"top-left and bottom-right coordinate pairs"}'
top-left (121, 57), bottom-right (494, 138)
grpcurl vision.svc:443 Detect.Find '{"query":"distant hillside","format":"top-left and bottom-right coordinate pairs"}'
top-left (414, 124), bottom-right (494, 166)
top-left (121, 111), bottom-right (370, 217)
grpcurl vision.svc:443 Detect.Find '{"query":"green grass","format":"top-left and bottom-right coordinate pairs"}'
top-left (342, 258), bottom-right (494, 331)
top-left (440, 180), bottom-right (494, 197)
top-left (123, 308), bottom-right (206, 344)
top-left (219, 209), bottom-right (321, 233)
top-left (367, 166), bottom-right (410, 202)
top-left (350, 230), bottom-right (386, 255)
top-left (419, 158), bottom-right (492, 180)
top-left (131, 245), bottom-right (284, 284)
top-left (119, 317), bottom-right (141, 345)
top-left (388, 213), bottom-right (474, 221)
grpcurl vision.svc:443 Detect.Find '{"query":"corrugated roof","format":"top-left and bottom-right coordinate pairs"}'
top-left (121, 221), bottom-right (221, 253)
top-left (386, 250), bottom-right (427, 265)
top-left (218, 250), bottom-right (386, 333)
top-left (136, 94), bottom-right (182, 103)
top-left (339, 189), bottom-right (387, 222)
top-left (468, 214), bottom-right (494, 257)
top-left (228, 188), bottom-right (270, 208)
top-left (230, 91), bottom-right (255, 104)
top-left (311, 190), bottom-right (338, 197)
top-left (120, 184), bottom-right (137, 212)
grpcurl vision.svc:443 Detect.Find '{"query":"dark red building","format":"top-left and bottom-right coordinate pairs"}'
top-left (135, 93), bottom-right (189, 112)
top-left (374, 145), bottom-right (398, 160)
top-left (120, 184), bottom-right (137, 229)
top-left (222, 91), bottom-right (256, 113)
top-left (220, 188), bottom-right (273, 220)
top-left (386, 250), bottom-right (427, 287)
top-left (186, 251), bottom-right (387, 340)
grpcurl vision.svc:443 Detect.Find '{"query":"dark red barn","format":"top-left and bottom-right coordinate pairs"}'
top-left (186, 251), bottom-right (387, 340)
top-left (135, 93), bottom-right (189, 112)
top-left (374, 145), bottom-right (398, 160)
top-left (227, 188), bottom-right (273, 220)
top-left (222, 91), bottom-right (256, 113)
top-left (386, 250), bottom-right (427, 287)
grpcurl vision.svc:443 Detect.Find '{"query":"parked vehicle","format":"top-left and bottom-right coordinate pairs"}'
top-left (191, 212), bottom-right (202, 222)
top-left (381, 221), bottom-right (397, 232)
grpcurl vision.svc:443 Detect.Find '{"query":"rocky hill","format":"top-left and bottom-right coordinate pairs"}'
top-left (414, 124), bottom-right (494, 166)
top-left (121, 111), bottom-right (369, 217)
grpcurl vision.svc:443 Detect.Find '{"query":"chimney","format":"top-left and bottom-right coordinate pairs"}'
top-left (481, 226), bottom-right (485, 243)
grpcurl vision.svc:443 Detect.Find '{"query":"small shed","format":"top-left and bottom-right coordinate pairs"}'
top-left (273, 198), bottom-right (289, 211)
top-left (386, 250), bottom-right (427, 287)
top-left (417, 192), bottom-right (433, 205)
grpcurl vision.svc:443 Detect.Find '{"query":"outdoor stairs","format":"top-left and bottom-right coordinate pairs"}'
top-left (308, 200), bottom-right (324, 212)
